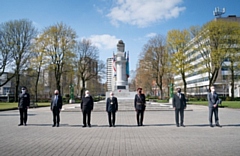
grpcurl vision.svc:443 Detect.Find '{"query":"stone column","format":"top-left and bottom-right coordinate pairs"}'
top-left (115, 40), bottom-right (127, 89)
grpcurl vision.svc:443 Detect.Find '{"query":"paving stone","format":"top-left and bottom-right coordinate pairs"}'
top-left (0, 103), bottom-right (240, 156)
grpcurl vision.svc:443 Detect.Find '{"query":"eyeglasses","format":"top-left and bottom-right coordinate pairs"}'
top-left (22, 89), bottom-right (25, 90)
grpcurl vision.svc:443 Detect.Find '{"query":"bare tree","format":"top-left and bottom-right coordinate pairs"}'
top-left (1, 19), bottom-right (37, 101)
top-left (0, 22), bottom-right (14, 86)
top-left (74, 39), bottom-right (105, 98)
top-left (142, 34), bottom-right (169, 99)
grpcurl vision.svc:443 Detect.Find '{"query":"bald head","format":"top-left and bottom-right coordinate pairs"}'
top-left (54, 90), bottom-right (59, 95)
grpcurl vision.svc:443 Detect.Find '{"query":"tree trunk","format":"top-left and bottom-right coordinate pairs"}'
top-left (231, 63), bottom-right (234, 100)
top-left (35, 70), bottom-right (40, 102)
top-left (15, 73), bottom-right (20, 102)
top-left (80, 79), bottom-right (86, 98)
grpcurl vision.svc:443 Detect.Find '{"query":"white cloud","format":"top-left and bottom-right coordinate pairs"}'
top-left (107, 0), bottom-right (185, 27)
top-left (88, 34), bottom-right (120, 50)
top-left (146, 33), bottom-right (157, 38)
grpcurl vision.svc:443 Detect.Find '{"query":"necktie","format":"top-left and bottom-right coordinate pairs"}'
top-left (54, 95), bottom-right (58, 106)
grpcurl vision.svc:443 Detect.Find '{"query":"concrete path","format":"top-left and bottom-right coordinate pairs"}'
top-left (0, 103), bottom-right (240, 156)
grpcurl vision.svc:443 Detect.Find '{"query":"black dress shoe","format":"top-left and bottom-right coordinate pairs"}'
top-left (181, 124), bottom-right (185, 127)
top-left (82, 125), bottom-right (86, 128)
top-left (210, 124), bottom-right (214, 127)
top-left (57, 124), bottom-right (59, 127)
top-left (113, 125), bottom-right (116, 127)
top-left (176, 124), bottom-right (179, 127)
top-left (18, 124), bottom-right (23, 126)
top-left (52, 124), bottom-right (56, 127)
top-left (216, 124), bottom-right (222, 127)
top-left (109, 125), bottom-right (112, 127)
top-left (88, 124), bottom-right (91, 127)
top-left (24, 123), bottom-right (27, 126)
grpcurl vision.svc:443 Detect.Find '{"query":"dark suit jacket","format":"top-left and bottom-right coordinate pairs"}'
top-left (81, 96), bottom-right (94, 112)
top-left (18, 93), bottom-right (30, 108)
top-left (51, 95), bottom-right (63, 110)
top-left (134, 94), bottom-right (146, 111)
top-left (172, 93), bottom-right (186, 109)
top-left (106, 96), bottom-right (118, 112)
top-left (207, 92), bottom-right (220, 108)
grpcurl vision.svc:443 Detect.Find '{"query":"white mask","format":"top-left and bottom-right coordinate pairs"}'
top-left (211, 89), bottom-right (215, 92)
top-left (22, 90), bottom-right (26, 94)
top-left (85, 94), bottom-right (89, 97)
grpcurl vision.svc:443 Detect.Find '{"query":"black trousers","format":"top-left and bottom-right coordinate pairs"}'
top-left (209, 107), bottom-right (219, 125)
top-left (52, 106), bottom-right (60, 125)
top-left (175, 108), bottom-right (184, 125)
top-left (19, 108), bottom-right (28, 124)
top-left (136, 110), bottom-right (144, 126)
top-left (82, 110), bottom-right (91, 126)
top-left (107, 112), bottom-right (116, 126)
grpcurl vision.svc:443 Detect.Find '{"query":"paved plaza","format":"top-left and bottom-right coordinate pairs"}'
top-left (0, 102), bottom-right (240, 156)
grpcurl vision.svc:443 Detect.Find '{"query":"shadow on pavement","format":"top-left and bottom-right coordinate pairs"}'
top-left (0, 113), bottom-right (36, 116)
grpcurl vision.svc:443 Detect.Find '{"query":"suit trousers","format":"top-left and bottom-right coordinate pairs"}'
top-left (175, 108), bottom-right (184, 125)
top-left (108, 112), bottom-right (116, 126)
top-left (209, 107), bottom-right (219, 125)
top-left (82, 110), bottom-right (91, 126)
top-left (52, 106), bottom-right (60, 125)
top-left (136, 110), bottom-right (144, 126)
top-left (19, 108), bottom-right (28, 124)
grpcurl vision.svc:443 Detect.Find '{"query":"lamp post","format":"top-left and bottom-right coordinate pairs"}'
top-left (69, 84), bottom-right (74, 103)
top-left (169, 83), bottom-right (174, 105)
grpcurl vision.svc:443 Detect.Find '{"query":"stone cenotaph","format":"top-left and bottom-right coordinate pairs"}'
top-left (106, 40), bottom-right (135, 100)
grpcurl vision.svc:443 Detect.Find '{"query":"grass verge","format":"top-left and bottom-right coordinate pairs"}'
top-left (0, 102), bottom-right (50, 111)
top-left (188, 101), bottom-right (240, 109)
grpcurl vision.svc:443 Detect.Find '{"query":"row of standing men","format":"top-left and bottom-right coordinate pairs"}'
top-left (17, 86), bottom-right (222, 128)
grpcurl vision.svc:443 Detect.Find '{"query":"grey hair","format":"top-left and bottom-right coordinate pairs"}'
top-left (85, 90), bottom-right (89, 94)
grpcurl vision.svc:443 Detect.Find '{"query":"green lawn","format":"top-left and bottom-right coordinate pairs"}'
top-left (188, 101), bottom-right (240, 109)
top-left (0, 102), bottom-right (50, 111)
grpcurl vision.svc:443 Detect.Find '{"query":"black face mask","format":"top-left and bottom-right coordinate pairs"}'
top-left (55, 93), bottom-right (58, 95)
top-left (177, 89), bottom-right (181, 93)
top-left (138, 91), bottom-right (142, 94)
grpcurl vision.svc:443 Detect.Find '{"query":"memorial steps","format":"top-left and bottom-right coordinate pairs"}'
top-left (62, 100), bottom-right (176, 112)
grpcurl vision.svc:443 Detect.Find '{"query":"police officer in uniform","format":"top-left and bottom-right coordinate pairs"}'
top-left (134, 88), bottom-right (146, 126)
top-left (106, 92), bottom-right (118, 127)
top-left (18, 86), bottom-right (30, 126)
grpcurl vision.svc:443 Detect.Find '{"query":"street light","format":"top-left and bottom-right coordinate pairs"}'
top-left (69, 84), bottom-right (75, 103)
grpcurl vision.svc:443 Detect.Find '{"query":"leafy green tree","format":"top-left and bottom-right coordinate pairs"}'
top-left (190, 20), bottom-right (240, 95)
top-left (30, 35), bottom-right (50, 102)
top-left (38, 23), bottom-right (76, 95)
top-left (167, 29), bottom-right (191, 94)
top-left (222, 21), bottom-right (240, 99)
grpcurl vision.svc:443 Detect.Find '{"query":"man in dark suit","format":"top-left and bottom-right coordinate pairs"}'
top-left (134, 88), bottom-right (146, 126)
top-left (50, 90), bottom-right (62, 127)
top-left (106, 92), bottom-right (118, 127)
top-left (81, 90), bottom-right (94, 127)
top-left (207, 85), bottom-right (222, 128)
top-left (172, 88), bottom-right (186, 127)
top-left (18, 86), bottom-right (30, 126)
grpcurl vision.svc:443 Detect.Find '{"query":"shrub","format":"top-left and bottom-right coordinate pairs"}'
top-left (226, 96), bottom-right (232, 101)
top-left (188, 98), bottom-right (198, 101)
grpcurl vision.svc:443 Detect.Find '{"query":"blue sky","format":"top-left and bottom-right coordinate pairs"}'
top-left (1, 0), bottom-right (239, 79)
